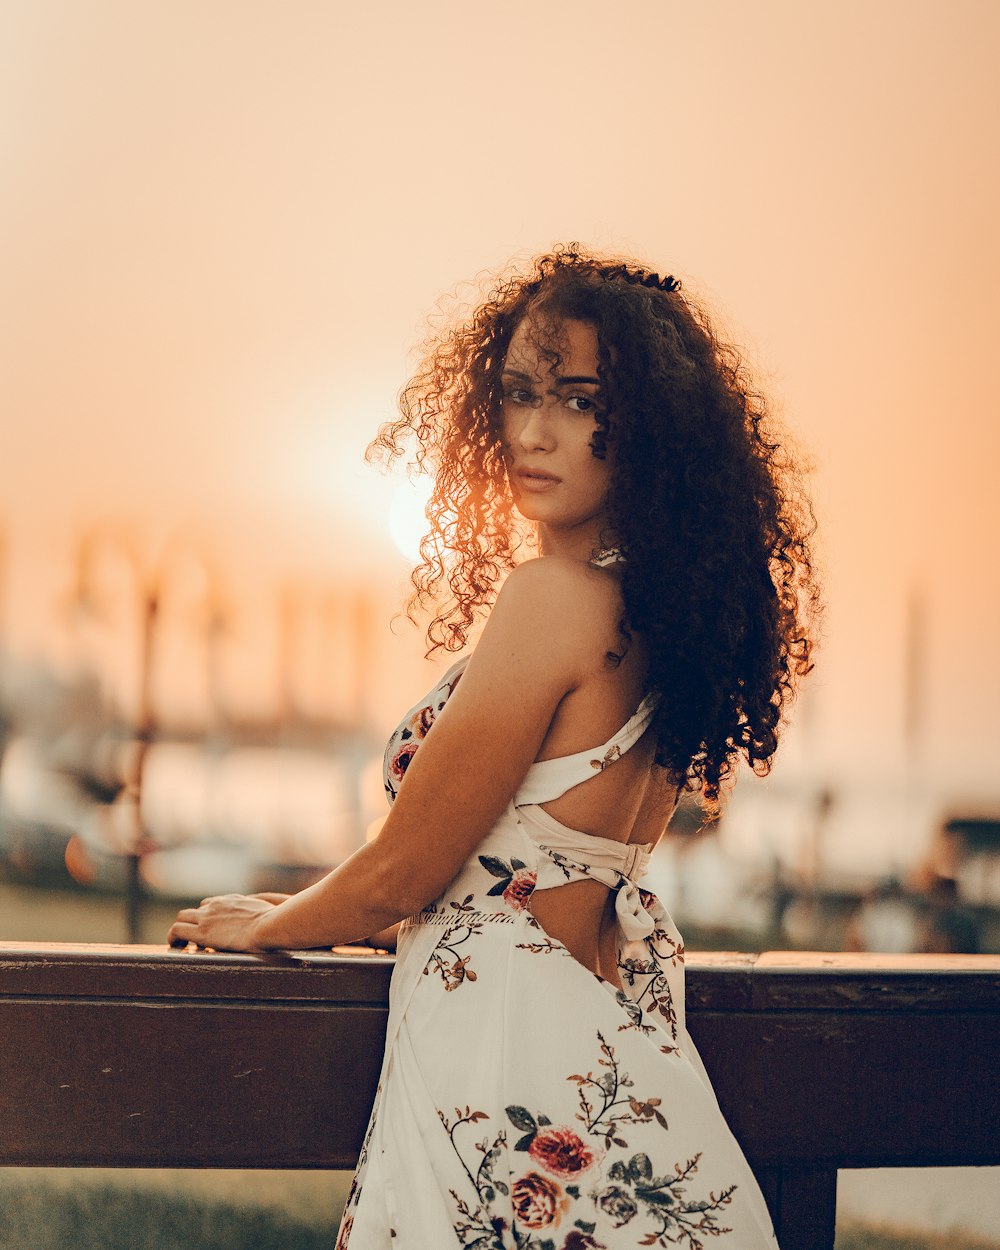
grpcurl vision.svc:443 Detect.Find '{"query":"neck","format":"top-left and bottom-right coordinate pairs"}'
top-left (537, 520), bottom-right (613, 564)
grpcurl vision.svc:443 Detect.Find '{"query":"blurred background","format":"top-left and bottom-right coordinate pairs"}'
top-left (1, 0), bottom-right (998, 958)
top-left (1, 1), bottom-right (999, 1243)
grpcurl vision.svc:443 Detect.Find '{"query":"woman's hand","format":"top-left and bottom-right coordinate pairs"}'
top-left (167, 893), bottom-right (280, 952)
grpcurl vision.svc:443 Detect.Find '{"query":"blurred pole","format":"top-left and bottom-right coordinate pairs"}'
top-left (125, 581), bottom-right (158, 945)
top-left (902, 577), bottom-right (926, 878)
top-left (903, 578), bottom-right (925, 762)
top-left (277, 582), bottom-right (298, 739)
top-left (351, 588), bottom-right (375, 730)
top-left (0, 526), bottom-right (6, 711)
top-left (71, 525), bottom-right (221, 941)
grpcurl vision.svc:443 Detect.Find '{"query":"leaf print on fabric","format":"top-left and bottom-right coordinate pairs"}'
top-left (618, 926), bottom-right (684, 1046)
top-left (538, 846), bottom-right (598, 883)
top-left (567, 1032), bottom-right (656, 1149)
top-left (407, 704), bottom-right (437, 737)
top-left (562, 1034), bottom-right (737, 1248)
top-left (439, 1106), bottom-right (511, 1247)
top-left (589, 742), bottom-right (622, 772)
top-left (605, 1153), bottom-right (737, 1249)
top-left (465, 1049), bottom-right (739, 1248)
top-left (423, 898), bottom-right (486, 991)
top-left (609, 986), bottom-right (656, 1037)
top-left (516, 935), bottom-right (567, 955)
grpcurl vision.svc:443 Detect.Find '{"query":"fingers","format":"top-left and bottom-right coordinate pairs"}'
top-left (168, 909), bottom-right (211, 950)
top-left (168, 898), bottom-right (217, 949)
top-left (167, 921), bottom-right (199, 949)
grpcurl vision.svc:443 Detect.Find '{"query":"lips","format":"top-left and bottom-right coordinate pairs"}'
top-left (515, 467), bottom-right (561, 488)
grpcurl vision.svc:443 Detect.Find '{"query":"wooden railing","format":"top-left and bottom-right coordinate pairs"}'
top-left (1, 944), bottom-right (998, 1250)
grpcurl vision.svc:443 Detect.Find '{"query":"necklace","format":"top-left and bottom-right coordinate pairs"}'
top-left (591, 546), bottom-right (624, 567)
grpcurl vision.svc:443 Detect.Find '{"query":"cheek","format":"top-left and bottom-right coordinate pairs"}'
top-left (499, 410), bottom-right (518, 451)
top-left (585, 439), bottom-right (614, 496)
top-left (592, 466), bottom-right (613, 504)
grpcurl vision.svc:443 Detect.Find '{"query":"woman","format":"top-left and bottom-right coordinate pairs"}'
top-left (169, 245), bottom-right (821, 1248)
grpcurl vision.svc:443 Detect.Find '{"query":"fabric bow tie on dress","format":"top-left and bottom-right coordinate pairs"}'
top-left (613, 841), bottom-right (656, 941)
top-left (533, 834), bottom-right (656, 943)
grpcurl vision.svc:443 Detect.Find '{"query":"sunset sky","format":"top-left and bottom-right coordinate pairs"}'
top-left (2, 0), bottom-right (998, 818)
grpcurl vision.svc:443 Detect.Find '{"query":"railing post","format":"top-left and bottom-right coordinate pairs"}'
top-left (759, 1166), bottom-right (837, 1250)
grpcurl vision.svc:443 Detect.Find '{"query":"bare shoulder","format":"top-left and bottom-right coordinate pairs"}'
top-left (497, 556), bottom-right (622, 622)
top-left (454, 556), bottom-right (621, 693)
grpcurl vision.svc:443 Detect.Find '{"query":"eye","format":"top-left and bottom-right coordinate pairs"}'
top-left (566, 394), bottom-right (601, 413)
top-left (502, 386), bottom-right (537, 407)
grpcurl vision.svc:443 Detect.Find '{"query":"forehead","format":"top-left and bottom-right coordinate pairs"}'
top-left (504, 316), bottom-right (599, 378)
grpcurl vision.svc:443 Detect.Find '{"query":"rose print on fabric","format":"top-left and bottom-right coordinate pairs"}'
top-left (503, 869), bottom-right (538, 911)
top-left (382, 665), bottom-right (465, 800)
top-left (388, 741), bottom-right (419, 785)
top-left (507, 1106), bottom-right (601, 1179)
top-left (479, 854), bottom-right (538, 912)
top-left (530, 1127), bottom-right (600, 1178)
top-left (596, 1184), bottom-right (637, 1227)
top-left (501, 1033), bottom-right (737, 1249)
top-left (510, 1171), bottom-right (568, 1229)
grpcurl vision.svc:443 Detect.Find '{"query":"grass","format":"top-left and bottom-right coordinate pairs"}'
top-left (0, 1174), bottom-right (339, 1250)
top-left (835, 1225), bottom-right (998, 1250)
top-left (0, 1172), bottom-right (995, 1250)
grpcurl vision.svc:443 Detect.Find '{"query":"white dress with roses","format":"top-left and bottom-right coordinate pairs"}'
top-left (335, 658), bottom-right (780, 1250)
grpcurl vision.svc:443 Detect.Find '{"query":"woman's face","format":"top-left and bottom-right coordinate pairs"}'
top-left (499, 316), bottom-right (612, 540)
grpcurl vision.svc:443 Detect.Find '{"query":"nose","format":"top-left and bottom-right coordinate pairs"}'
top-left (514, 399), bottom-right (555, 453)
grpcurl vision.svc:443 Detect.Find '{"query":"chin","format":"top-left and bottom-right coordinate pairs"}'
top-left (513, 499), bottom-right (562, 526)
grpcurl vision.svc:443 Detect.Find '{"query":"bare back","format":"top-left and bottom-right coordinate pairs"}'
top-left (519, 566), bottom-right (682, 990)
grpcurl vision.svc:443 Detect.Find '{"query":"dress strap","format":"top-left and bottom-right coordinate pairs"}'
top-left (512, 692), bottom-right (658, 807)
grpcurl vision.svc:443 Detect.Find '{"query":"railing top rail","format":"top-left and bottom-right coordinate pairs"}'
top-left (1, 942), bottom-right (997, 1011)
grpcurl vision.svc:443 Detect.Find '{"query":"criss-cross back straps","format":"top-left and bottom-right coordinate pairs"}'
top-left (512, 693), bottom-right (658, 808)
top-left (517, 805), bottom-right (657, 941)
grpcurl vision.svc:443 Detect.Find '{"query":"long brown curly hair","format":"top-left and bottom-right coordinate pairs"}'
top-left (368, 244), bottom-right (824, 813)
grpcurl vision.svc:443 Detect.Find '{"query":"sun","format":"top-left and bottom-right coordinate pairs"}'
top-left (388, 475), bottom-right (435, 564)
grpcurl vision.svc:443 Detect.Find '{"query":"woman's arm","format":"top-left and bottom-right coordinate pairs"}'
top-left (253, 894), bottom-right (400, 948)
top-left (167, 558), bottom-right (610, 953)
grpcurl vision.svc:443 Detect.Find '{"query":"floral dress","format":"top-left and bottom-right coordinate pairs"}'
top-left (336, 657), bottom-right (779, 1250)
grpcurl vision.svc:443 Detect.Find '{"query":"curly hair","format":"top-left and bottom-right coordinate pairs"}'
top-left (368, 244), bottom-right (823, 814)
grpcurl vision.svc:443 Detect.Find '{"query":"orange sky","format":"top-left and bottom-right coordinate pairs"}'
top-left (1, 0), bottom-right (999, 808)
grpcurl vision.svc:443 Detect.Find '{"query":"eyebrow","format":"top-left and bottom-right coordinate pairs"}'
top-left (501, 369), bottom-right (602, 387)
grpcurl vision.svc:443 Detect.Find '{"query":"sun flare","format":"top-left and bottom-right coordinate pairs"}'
top-left (388, 476), bottom-right (435, 564)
